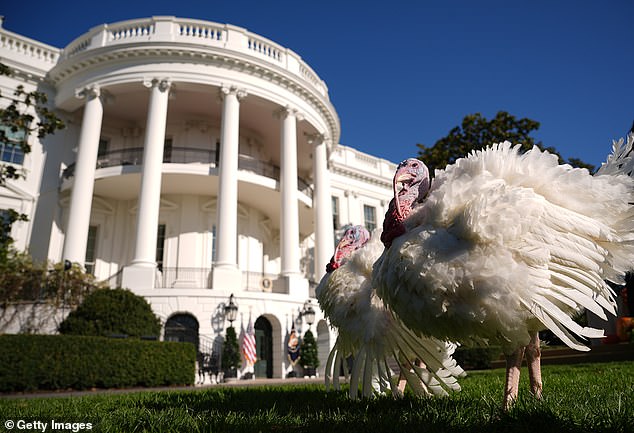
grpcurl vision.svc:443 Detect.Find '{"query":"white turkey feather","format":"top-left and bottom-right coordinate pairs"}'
top-left (374, 140), bottom-right (634, 354)
top-left (316, 229), bottom-right (465, 399)
top-left (596, 134), bottom-right (634, 177)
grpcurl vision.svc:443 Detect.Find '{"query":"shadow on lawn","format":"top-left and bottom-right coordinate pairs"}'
top-left (115, 385), bottom-right (628, 433)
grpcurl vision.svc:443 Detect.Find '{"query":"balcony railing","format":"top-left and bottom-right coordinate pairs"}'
top-left (103, 267), bottom-right (315, 294)
top-left (156, 267), bottom-right (212, 288)
top-left (154, 267), bottom-right (285, 292)
top-left (62, 147), bottom-right (313, 197)
top-left (60, 16), bottom-right (328, 98)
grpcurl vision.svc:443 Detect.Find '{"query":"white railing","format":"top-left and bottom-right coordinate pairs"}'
top-left (247, 35), bottom-right (282, 62)
top-left (179, 22), bottom-right (224, 41)
top-left (332, 145), bottom-right (398, 180)
top-left (0, 28), bottom-right (60, 66)
top-left (110, 22), bottom-right (154, 41)
top-left (59, 16), bottom-right (328, 97)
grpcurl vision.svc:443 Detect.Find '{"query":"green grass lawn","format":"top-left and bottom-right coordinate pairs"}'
top-left (1, 361), bottom-right (632, 433)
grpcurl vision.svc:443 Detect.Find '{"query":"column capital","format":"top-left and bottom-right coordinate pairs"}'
top-left (219, 85), bottom-right (248, 101)
top-left (74, 84), bottom-right (101, 100)
top-left (143, 78), bottom-right (172, 92)
top-left (75, 85), bottom-right (115, 105)
top-left (275, 105), bottom-right (304, 122)
top-left (305, 132), bottom-right (329, 146)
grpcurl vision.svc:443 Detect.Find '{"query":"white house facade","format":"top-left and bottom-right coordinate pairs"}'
top-left (0, 16), bottom-right (397, 379)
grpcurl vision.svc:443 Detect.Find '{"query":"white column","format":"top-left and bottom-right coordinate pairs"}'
top-left (310, 134), bottom-right (333, 280)
top-left (122, 78), bottom-right (171, 290)
top-left (212, 86), bottom-right (246, 290)
top-left (62, 85), bottom-right (103, 266)
top-left (215, 86), bottom-right (245, 268)
top-left (280, 107), bottom-right (301, 277)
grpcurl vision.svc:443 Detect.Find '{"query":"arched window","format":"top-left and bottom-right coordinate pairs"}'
top-left (164, 313), bottom-right (200, 351)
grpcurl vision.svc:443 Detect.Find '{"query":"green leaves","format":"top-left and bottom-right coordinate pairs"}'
top-left (0, 335), bottom-right (195, 391)
top-left (0, 70), bottom-right (66, 185)
top-left (416, 111), bottom-right (595, 174)
top-left (0, 254), bottom-right (106, 310)
top-left (0, 62), bottom-right (65, 261)
top-left (222, 326), bottom-right (242, 371)
top-left (58, 288), bottom-right (161, 338)
top-left (300, 329), bottom-right (320, 369)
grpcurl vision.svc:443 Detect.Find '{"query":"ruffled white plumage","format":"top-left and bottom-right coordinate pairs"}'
top-left (316, 230), bottom-right (465, 399)
top-left (373, 137), bottom-right (634, 354)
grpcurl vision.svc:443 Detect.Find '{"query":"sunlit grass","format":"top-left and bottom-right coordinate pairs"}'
top-left (1, 361), bottom-right (632, 432)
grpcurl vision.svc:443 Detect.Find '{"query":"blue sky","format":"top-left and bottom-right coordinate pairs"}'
top-left (2, 0), bottom-right (633, 169)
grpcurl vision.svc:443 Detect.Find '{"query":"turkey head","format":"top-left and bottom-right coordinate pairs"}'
top-left (326, 225), bottom-right (370, 273)
top-left (381, 158), bottom-right (430, 248)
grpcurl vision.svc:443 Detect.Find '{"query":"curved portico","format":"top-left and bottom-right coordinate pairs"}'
top-left (0, 16), bottom-right (401, 379)
top-left (51, 16), bottom-right (339, 293)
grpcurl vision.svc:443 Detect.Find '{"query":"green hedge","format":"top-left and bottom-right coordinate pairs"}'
top-left (454, 346), bottom-right (503, 370)
top-left (0, 334), bottom-right (196, 392)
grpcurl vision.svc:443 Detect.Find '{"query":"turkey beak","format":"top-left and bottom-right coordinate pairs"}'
top-left (331, 236), bottom-right (350, 267)
top-left (336, 236), bottom-right (351, 250)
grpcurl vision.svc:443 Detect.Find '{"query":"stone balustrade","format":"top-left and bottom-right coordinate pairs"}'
top-left (59, 16), bottom-right (328, 97)
top-left (0, 25), bottom-right (60, 73)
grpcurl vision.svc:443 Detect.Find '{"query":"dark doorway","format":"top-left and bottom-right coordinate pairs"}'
top-left (254, 316), bottom-right (273, 378)
top-left (164, 313), bottom-right (199, 351)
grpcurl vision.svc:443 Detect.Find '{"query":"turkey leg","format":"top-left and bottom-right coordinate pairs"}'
top-left (503, 346), bottom-right (525, 410)
top-left (525, 332), bottom-right (543, 399)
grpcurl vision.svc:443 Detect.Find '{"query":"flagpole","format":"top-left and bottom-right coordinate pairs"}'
top-left (241, 306), bottom-right (257, 380)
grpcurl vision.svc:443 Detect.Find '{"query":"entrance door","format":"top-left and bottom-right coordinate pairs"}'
top-left (164, 313), bottom-right (199, 351)
top-left (254, 317), bottom-right (272, 378)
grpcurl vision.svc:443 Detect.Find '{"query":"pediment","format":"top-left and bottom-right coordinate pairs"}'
top-left (129, 197), bottom-right (178, 214)
top-left (58, 195), bottom-right (114, 215)
top-left (0, 182), bottom-right (34, 201)
top-left (201, 199), bottom-right (217, 212)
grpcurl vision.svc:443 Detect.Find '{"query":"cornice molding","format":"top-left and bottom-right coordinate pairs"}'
top-left (48, 44), bottom-right (340, 143)
top-left (330, 162), bottom-right (392, 189)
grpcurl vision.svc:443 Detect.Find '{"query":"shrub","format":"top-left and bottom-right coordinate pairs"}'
top-left (222, 326), bottom-right (241, 376)
top-left (454, 346), bottom-right (502, 370)
top-left (0, 334), bottom-right (195, 392)
top-left (0, 254), bottom-right (104, 307)
top-left (299, 329), bottom-right (319, 369)
top-left (59, 288), bottom-right (161, 338)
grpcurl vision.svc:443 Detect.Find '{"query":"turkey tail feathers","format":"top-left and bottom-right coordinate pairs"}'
top-left (324, 338), bottom-right (350, 392)
top-left (596, 133), bottom-right (634, 177)
top-left (390, 322), bottom-right (464, 395)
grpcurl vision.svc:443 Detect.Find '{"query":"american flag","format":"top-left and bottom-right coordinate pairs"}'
top-left (242, 315), bottom-right (257, 367)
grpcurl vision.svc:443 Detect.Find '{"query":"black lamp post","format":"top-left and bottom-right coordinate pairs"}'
top-left (222, 294), bottom-right (239, 380)
top-left (224, 293), bottom-right (238, 325)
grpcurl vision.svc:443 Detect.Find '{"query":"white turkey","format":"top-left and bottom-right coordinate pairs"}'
top-left (316, 225), bottom-right (465, 399)
top-left (372, 135), bottom-right (634, 409)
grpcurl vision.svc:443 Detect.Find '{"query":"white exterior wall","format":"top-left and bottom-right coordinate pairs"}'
top-left (0, 17), bottom-right (396, 379)
top-left (330, 144), bottom-right (397, 235)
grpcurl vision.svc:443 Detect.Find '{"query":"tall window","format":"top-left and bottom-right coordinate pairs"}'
top-left (97, 138), bottom-right (109, 157)
top-left (331, 196), bottom-right (340, 230)
top-left (85, 225), bottom-right (98, 275)
top-left (363, 205), bottom-right (376, 232)
top-left (1, 209), bottom-right (12, 242)
top-left (211, 225), bottom-right (217, 263)
top-left (0, 125), bottom-right (25, 165)
top-left (96, 138), bottom-right (109, 167)
top-left (163, 138), bottom-right (173, 163)
top-left (156, 224), bottom-right (166, 271)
